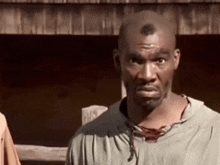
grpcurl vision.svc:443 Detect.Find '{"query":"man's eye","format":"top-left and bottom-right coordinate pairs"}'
top-left (156, 58), bottom-right (166, 64)
top-left (130, 57), bottom-right (140, 64)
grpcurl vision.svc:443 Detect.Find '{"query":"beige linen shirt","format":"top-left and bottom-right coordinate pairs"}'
top-left (0, 113), bottom-right (21, 165)
top-left (66, 97), bottom-right (220, 165)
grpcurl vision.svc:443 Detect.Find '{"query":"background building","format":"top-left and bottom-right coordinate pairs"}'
top-left (0, 0), bottom-right (220, 164)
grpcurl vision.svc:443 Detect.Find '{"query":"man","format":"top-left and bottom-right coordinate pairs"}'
top-left (66, 10), bottom-right (220, 165)
top-left (0, 113), bottom-right (21, 165)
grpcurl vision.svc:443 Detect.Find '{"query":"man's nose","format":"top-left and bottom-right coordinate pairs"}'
top-left (137, 63), bottom-right (157, 82)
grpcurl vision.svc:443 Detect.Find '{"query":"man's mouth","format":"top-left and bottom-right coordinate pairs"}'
top-left (136, 86), bottom-right (159, 98)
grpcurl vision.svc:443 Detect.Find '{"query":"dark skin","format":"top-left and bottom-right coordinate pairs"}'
top-left (113, 11), bottom-right (188, 129)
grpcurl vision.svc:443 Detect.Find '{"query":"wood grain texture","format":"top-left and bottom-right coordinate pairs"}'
top-left (0, 4), bottom-right (220, 35)
top-left (71, 6), bottom-right (84, 34)
top-left (178, 5), bottom-right (196, 34)
top-left (84, 6), bottom-right (102, 35)
top-left (16, 144), bottom-right (67, 161)
top-left (56, 6), bottom-right (72, 34)
top-left (82, 105), bottom-right (107, 125)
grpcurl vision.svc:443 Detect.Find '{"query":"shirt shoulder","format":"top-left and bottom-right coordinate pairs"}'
top-left (75, 100), bottom-right (127, 137)
top-left (188, 96), bottom-right (220, 126)
top-left (66, 101), bottom-right (128, 165)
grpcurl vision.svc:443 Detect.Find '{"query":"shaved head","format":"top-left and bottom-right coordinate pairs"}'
top-left (118, 10), bottom-right (176, 50)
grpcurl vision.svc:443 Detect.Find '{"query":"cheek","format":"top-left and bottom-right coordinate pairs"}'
top-left (160, 68), bottom-right (175, 88)
top-left (121, 67), bottom-right (136, 81)
top-left (121, 67), bottom-right (138, 90)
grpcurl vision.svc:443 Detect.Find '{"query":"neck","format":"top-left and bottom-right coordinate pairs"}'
top-left (127, 93), bottom-right (187, 128)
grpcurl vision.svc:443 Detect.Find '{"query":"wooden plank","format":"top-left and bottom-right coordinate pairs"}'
top-left (0, 4), bottom-right (219, 35)
top-left (0, 0), bottom-right (14, 2)
top-left (20, 5), bottom-right (46, 34)
top-left (203, 0), bottom-right (215, 2)
top-left (113, 6), bottom-right (124, 35)
top-left (30, 0), bottom-right (46, 2)
top-left (40, 0), bottom-right (50, 2)
top-left (82, 105), bottom-right (107, 125)
top-left (158, 0), bottom-right (175, 3)
top-left (190, 0), bottom-right (203, 2)
top-left (16, 144), bottom-right (67, 161)
top-left (44, 6), bottom-right (57, 34)
top-left (139, 0), bottom-right (156, 3)
top-left (103, 7), bottom-right (115, 35)
top-left (17, 0), bottom-right (31, 3)
top-left (67, 0), bottom-right (78, 2)
top-left (84, 6), bottom-right (102, 35)
top-left (100, 0), bottom-right (108, 3)
top-left (56, 6), bottom-right (72, 34)
top-left (123, 5), bottom-right (135, 17)
top-left (78, 0), bottom-right (89, 4)
top-left (52, 0), bottom-right (63, 3)
top-left (127, 0), bottom-right (139, 4)
top-left (173, 0), bottom-right (190, 2)
top-left (111, 7), bottom-right (118, 32)
top-left (208, 4), bottom-right (219, 34)
top-left (20, 5), bottom-right (34, 34)
top-left (71, 6), bottom-right (84, 35)
top-left (178, 5), bottom-right (196, 34)
top-left (2, 6), bottom-right (21, 34)
top-left (157, 5), bottom-right (178, 33)
top-left (32, 6), bottom-right (46, 34)
top-left (194, 5), bottom-right (210, 34)
top-left (0, 7), bottom-right (4, 34)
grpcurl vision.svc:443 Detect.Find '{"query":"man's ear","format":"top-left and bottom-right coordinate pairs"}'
top-left (174, 49), bottom-right (181, 70)
top-left (113, 49), bottom-right (121, 72)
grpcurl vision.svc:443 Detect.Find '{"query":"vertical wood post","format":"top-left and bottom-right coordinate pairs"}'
top-left (82, 105), bottom-right (108, 125)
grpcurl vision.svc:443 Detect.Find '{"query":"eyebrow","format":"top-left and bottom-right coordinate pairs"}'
top-left (125, 53), bottom-right (147, 61)
top-left (126, 52), bottom-right (143, 58)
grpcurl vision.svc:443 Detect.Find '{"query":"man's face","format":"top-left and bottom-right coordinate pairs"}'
top-left (118, 31), bottom-right (180, 110)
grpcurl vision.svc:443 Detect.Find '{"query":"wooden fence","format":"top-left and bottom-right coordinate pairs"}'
top-left (15, 105), bottom-right (107, 162)
top-left (0, 4), bottom-right (219, 35)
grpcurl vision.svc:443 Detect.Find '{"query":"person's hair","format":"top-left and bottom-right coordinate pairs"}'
top-left (118, 10), bottom-right (176, 50)
top-left (140, 24), bottom-right (156, 35)
top-left (118, 23), bottom-right (156, 50)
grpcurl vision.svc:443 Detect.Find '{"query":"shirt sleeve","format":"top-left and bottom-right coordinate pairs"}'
top-left (65, 129), bottom-right (88, 165)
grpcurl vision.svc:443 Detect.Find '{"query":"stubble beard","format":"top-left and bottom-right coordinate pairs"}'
top-left (133, 93), bottom-right (164, 111)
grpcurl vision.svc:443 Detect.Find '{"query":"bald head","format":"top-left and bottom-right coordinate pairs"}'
top-left (118, 10), bottom-right (176, 50)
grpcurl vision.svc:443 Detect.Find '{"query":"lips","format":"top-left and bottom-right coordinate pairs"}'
top-left (137, 85), bottom-right (158, 91)
top-left (136, 86), bottom-right (159, 98)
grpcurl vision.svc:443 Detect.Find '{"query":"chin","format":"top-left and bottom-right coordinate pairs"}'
top-left (134, 96), bottom-right (163, 111)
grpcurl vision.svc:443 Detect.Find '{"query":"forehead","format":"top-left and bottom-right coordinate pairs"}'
top-left (118, 11), bottom-right (176, 52)
top-left (124, 31), bottom-right (175, 53)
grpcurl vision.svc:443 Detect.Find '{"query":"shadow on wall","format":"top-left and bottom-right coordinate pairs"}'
top-left (0, 35), bottom-right (121, 146)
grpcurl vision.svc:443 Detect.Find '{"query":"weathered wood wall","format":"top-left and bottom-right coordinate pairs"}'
top-left (0, 3), bottom-right (219, 35)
